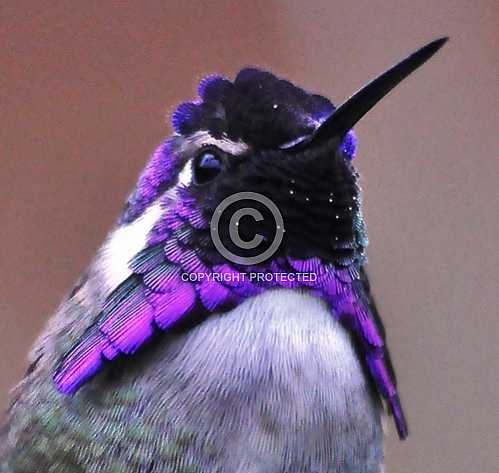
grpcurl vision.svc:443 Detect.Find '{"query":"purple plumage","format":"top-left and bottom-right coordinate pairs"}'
top-left (53, 66), bottom-right (408, 440)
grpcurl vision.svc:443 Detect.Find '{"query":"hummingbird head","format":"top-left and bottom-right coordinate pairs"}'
top-left (168, 68), bottom-right (364, 269)
top-left (121, 38), bottom-right (447, 271)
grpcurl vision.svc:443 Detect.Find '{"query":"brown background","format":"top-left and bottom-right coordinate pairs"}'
top-left (1, 1), bottom-right (498, 472)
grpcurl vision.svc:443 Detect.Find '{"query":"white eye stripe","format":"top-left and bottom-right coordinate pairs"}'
top-left (177, 159), bottom-right (193, 187)
top-left (173, 130), bottom-right (248, 188)
top-left (178, 130), bottom-right (249, 156)
top-left (99, 200), bottom-right (164, 290)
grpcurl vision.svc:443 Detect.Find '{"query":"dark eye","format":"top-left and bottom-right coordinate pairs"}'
top-left (193, 149), bottom-right (224, 184)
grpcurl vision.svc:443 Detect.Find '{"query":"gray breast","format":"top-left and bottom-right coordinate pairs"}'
top-left (142, 288), bottom-right (385, 472)
top-left (1, 289), bottom-right (384, 473)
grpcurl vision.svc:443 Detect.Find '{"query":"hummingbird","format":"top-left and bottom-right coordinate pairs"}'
top-left (1, 38), bottom-right (447, 472)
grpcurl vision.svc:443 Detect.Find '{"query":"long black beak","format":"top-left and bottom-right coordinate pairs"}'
top-left (288, 37), bottom-right (448, 151)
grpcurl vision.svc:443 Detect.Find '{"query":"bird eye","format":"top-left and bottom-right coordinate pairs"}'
top-left (192, 149), bottom-right (224, 185)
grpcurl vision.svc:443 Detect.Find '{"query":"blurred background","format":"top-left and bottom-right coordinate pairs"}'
top-left (1, 1), bottom-right (498, 471)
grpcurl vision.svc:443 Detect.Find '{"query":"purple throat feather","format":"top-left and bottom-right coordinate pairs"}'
top-left (53, 38), bottom-right (449, 442)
